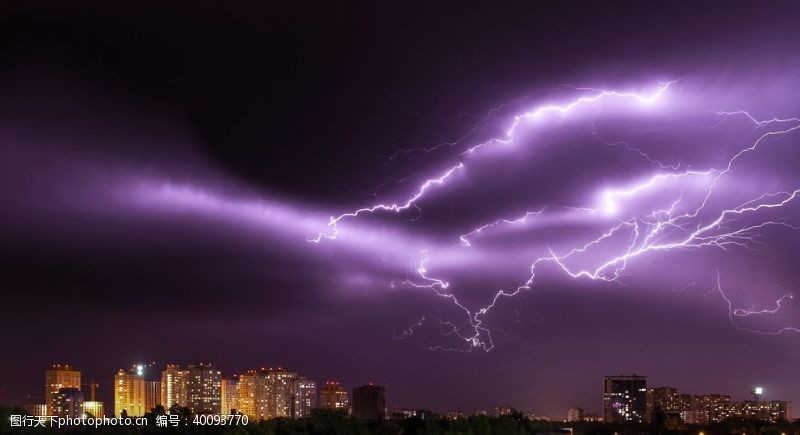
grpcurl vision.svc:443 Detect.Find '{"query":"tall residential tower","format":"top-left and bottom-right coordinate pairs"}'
top-left (45, 364), bottom-right (81, 416)
top-left (603, 375), bottom-right (647, 423)
top-left (186, 363), bottom-right (222, 415)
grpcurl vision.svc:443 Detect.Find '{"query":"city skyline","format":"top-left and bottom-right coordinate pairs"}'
top-left (2, 1), bottom-right (800, 420)
top-left (9, 363), bottom-right (795, 422)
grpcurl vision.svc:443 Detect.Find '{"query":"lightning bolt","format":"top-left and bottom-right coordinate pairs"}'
top-left (715, 110), bottom-right (800, 128)
top-left (309, 162), bottom-right (464, 242)
top-left (451, 117), bottom-right (800, 349)
top-left (715, 270), bottom-right (799, 335)
top-left (310, 80), bottom-right (678, 243)
top-left (392, 250), bottom-right (493, 350)
top-left (458, 207), bottom-right (550, 247)
top-left (310, 80), bottom-right (800, 351)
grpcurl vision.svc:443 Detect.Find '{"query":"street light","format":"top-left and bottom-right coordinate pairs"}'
top-left (751, 387), bottom-right (763, 402)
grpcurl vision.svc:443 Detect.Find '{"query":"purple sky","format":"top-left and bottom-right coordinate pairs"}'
top-left (1, 1), bottom-right (800, 418)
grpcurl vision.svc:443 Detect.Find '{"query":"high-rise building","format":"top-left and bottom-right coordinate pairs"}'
top-left (161, 365), bottom-right (187, 409)
top-left (253, 369), bottom-right (273, 420)
top-left (236, 367), bottom-right (314, 420)
top-left (254, 369), bottom-right (272, 419)
top-left (238, 370), bottom-right (258, 418)
top-left (679, 395), bottom-right (787, 424)
top-left (221, 377), bottom-right (239, 415)
top-left (729, 400), bottom-right (790, 422)
top-left (352, 384), bottom-right (385, 421)
top-left (290, 377), bottom-right (316, 418)
top-left (114, 367), bottom-right (146, 417)
top-left (647, 387), bottom-right (681, 421)
top-left (643, 385), bottom-right (791, 425)
top-left (264, 367), bottom-right (297, 419)
top-left (320, 381), bottom-right (349, 411)
top-left (145, 381), bottom-right (161, 412)
top-left (45, 364), bottom-right (81, 416)
top-left (567, 406), bottom-right (584, 422)
top-left (692, 394), bottom-right (731, 424)
top-left (53, 388), bottom-right (84, 418)
top-left (677, 394), bottom-right (696, 423)
top-left (603, 375), bottom-right (647, 423)
top-left (186, 363), bottom-right (222, 415)
top-left (84, 401), bottom-right (105, 418)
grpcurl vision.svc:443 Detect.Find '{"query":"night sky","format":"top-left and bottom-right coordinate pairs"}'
top-left (2, 1), bottom-right (800, 418)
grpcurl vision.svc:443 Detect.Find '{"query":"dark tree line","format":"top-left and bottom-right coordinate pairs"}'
top-left (2, 406), bottom-right (798, 435)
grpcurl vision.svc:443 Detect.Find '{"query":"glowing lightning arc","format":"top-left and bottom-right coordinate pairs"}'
top-left (310, 81), bottom-right (678, 243)
top-left (309, 80), bottom-right (800, 351)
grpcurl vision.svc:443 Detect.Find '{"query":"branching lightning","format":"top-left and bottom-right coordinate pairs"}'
top-left (715, 271), bottom-right (799, 335)
top-left (458, 207), bottom-right (549, 247)
top-left (311, 81), bottom-right (677, 243)
top-left (311, 80), bottom-right (800, 351)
